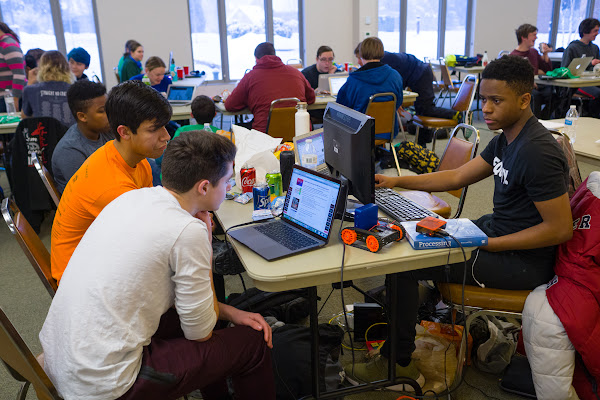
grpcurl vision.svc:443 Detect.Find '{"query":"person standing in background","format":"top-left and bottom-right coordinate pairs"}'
top-left (0, 22), bottom-right (25, 113)
top-left (120, 40), bottom-right (143, 82)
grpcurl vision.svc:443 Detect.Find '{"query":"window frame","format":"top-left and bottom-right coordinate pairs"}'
top-left (547, 0), bottom-right (597, 48)
top-left (187, 0), bottom-right (304, 83)
top-left (0, 0), bottom-right (105, 81)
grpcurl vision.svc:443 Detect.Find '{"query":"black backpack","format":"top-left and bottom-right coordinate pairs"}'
top-left (227, 287), bottom-right (311, 324)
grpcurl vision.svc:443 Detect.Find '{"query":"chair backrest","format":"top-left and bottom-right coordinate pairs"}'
top-left (286, 58), bottom-right (303, 69)
top-left (1, 198), bottom-right (57, 297)
top-left (451, 74), bottom-right (479, 115)
top-left (365, 92), bottom-right (398, 143)
top-left (113, 67), bottom-right (120, 83)
top-left (437, 123), bottom-right (480, 218)
top-left (497, 50), bottom-right (511, 58)
top-left (267, 97), bottom-right (301, 142)
top-left (0, 307), bottom-right (61, 400)
top-left (549, 129), bottom-right (583, 198)
top-left (440, 63), bottom-right (456, 89)
top-left (31, 153), bottom-right (60, 208)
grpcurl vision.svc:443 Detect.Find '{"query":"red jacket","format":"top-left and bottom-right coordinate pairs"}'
top-left (547, 172), bottom-right (600, 400)
top-left (224, 55), bottom-right (315, 133)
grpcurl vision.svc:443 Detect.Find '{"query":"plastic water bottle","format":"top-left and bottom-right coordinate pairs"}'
top-left (565, 105), bottom-right (578, 144)
top-left (203, 122), bottom-right (212, 132)
top-left (302, 139), bottom-right (318, 170)
top-left (3, 90), bottom-right (16, 116)
top-left (294, 102), bottom-right (310, 137)
top-left (170, 58), bottom-right (178, 82)
top-left (482, 51), bottom-right (489, 67)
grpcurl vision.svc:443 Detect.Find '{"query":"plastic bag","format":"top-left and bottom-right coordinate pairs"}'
top-left (413, 323), bottom-right (457, 393)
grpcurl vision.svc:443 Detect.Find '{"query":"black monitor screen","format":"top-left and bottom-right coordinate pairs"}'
top-left (323, 103), bottom-right (375, 206)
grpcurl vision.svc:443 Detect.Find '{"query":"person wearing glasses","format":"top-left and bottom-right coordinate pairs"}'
top-left (302, 45), bottom-right (338, 89)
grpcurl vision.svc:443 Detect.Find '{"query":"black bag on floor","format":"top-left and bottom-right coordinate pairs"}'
top-left (498, 354), bottom-right (536, 398)
top-left (271, 323), bottom-right (345, 400)
top-left (227, 287), bottom-right (311, 324)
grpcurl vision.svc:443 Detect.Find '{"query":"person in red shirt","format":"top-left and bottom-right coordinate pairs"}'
top-left (224, 42), bottom-right (315, 133)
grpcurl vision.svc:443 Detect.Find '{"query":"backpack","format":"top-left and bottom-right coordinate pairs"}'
top-left (227, 287), bottom-right (311, 324)
top-left (395, 141), bottom-right (440, 174)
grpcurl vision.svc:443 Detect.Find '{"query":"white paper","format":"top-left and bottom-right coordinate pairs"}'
top-left (538, 120), bottom-right (565, 130)
top-left (232, 125), bottom-right (282, 188)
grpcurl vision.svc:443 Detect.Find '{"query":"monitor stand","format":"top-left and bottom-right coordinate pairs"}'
top-left (334, 175), bottom-right (363, 221)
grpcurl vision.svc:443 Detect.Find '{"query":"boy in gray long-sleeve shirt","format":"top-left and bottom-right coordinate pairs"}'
top-left (52, 80), bottom-right (112, 193)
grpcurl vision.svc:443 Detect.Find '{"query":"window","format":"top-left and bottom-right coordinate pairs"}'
top-left (536, 0), bottom-right (553, 46)
top-left (0, 0), bottom-right (57, 52)
top-left (188, 0), bottom-right (303, 82)
top-left (0, 0), bottom-right (103, 81)
top-left (405, 0), bottom-right (439, 60)
top-left (444, 0), bottom-right (467, 56)
top-left (378, 0), bottom-right (400, 53)
top-left (59, 0), bottom-right (103, 81)
top-left (555, 0), bottom-right (588, 49)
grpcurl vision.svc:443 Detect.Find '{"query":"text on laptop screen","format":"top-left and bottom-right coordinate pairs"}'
top-left (296, 132), bottom-right (325, 167)
top-left (282, 168), bottom-right (340, 239)
top-left (168, 86), bottom-right (195, 101)
top-left (329, 77), bottom-right (348, 95)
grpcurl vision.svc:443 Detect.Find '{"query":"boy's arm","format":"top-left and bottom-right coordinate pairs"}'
top-left (482, 192), bottom-right (573, 252)
top-left (224, 77), bottom-right (249, 111)
top-left (375, 155), bottom-right (493, 192)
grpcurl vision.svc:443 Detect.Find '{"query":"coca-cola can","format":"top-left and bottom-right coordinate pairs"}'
top-left (240, 166), bottom-right (256, 193)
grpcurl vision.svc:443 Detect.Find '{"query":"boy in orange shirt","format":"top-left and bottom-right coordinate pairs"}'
top-left (50, 80), bottom-right (172, 283)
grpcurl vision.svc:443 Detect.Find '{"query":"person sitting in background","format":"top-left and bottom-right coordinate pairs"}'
top-left (52, 80), bottom-right (112, 193)
top-left (336, 37), bottom-right (403, 140)
top-left (40, 131), bottom-right (275, 400)
top-left (173, 95), bottom-right (218, 138)
top-left (224, 42), bottom-right (315, 133)
top-left (120, 40), bottom-right (143, 82)
top-left (0, 21), bottom-right (25, 113)
top-left (22, 50), bottom-right (75, 126)
top-left (23, 48), bottom-right (44, 86)
top-left (510, 24), bottom-right (554, 119)
top-left (131, 56), bottom-right (172, 94)
top-left (301, 45), bottom-right (337, 89)
top-left (380, 49), bottom-right (459, 145)
top-left (117, 39), bottom-right (135, 77)
top-left (67, 47), bottom-right (91, 81)
top-left (562, 18), bottom-right (600, 116)
top-left (50, 80), bottom-right (171, 284)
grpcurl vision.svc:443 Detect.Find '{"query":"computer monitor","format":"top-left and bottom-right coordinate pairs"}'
top-left (323, 102), bottom-right (375, 207)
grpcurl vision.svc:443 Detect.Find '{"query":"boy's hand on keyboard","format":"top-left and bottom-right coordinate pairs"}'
top-left (375, 174), bottom-right (397, 189)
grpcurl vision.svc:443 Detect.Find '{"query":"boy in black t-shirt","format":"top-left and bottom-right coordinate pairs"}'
top-left (345, 55), bottom-right (573, 389)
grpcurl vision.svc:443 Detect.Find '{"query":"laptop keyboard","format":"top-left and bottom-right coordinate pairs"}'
top-left (254, 222), bottom-right (319, 250)
top-left (375, 187), bottom-right (436, 222)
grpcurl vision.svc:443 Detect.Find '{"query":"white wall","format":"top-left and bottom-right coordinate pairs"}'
top-left (96, 0), bottom-right (193, 89)
top-left (472, 0), bottom-right (540, 59)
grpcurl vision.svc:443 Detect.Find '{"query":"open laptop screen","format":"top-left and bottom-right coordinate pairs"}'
top-left (329, 76), bottom-right (348, 95)
top-left (296, 131), bottom-right (326, 167)
top-left (168, 86), bottom-right (195, 101)
top-left (282, 168), bottom-right (340, 240)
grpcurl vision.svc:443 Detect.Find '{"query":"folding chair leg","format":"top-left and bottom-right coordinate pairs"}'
top-left (391, 143), bottom-right (402, 176)
top-left (414, 126), bottom-right (420, 145)
top-left (16, 382), bottom-right (29, 400)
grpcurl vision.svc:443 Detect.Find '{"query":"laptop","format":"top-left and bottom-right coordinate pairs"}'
top-left (329, 76), bottom-right (348, 96)
top-left (317, 72), bottom-right (349, 93)
top-left (567, 56), bottom-right (593, 76)
top-left (228, 165), bottom-right (342, 261)
top-left (166, 85), bottom-right (195, 105)
top-left (293, 130), bottom-right (328, 174)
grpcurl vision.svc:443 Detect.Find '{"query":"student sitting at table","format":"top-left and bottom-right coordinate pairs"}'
top-left (120, 40), bottom-right (144, 82)
top-left (50, 80), bottom-right (171, 284)
top-left (345, 55), bottom-right (573, 389)
top-left (22, 50), bottom-right (75, 127)
top-left (562, 18), bottom-right (600, 116)
top-left (336, 37), bottom-right (403, 141)
top-left (40, 131), bottom-right (276, 400)
top-left (67, 47), bottom-right (91, 81)
top-left (131, 56), bottom-right (172, 94)
top-left (52, 80), bottom-right (112, 194)
top-left (510, 24), bottom-right (554, 119)
top-left (173, 95), bottom-right (219, 137)
top-left (301, 45), bottom-right (338, 89)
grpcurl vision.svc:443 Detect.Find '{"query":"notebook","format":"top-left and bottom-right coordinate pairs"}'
top-left (329, 76), bottom-right (348, 96)
top-left (567, 56), bottom-right (593, 77)
top-left (166, 85), bottom-right (195, 105)
top-left (292, 130), bottom-right (328, 174)
top-left (228, 165), bottom-right (342, 261)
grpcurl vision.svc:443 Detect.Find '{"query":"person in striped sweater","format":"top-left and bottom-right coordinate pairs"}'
top-left (0, 22), bottom-right (25, 113)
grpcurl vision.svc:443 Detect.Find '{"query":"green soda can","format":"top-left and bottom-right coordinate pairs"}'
top-left (265, 171), bottom-right (283, 200)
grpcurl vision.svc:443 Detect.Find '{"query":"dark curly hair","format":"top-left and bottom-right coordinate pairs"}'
top-left (67, 80), bottom-right (107, 120)
top-left (579, 18), bottom-right (600, 38)
top-left (481, 55), bottom-right (534, 96)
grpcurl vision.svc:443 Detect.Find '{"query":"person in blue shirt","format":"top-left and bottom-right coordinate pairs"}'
top-left (130, 56), bottom-right (172, 94)
top-left (336, 37), bottom-right (404, 140)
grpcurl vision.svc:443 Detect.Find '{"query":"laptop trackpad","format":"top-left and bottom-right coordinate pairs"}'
top-left (228, 228), bottom-right (290, 260)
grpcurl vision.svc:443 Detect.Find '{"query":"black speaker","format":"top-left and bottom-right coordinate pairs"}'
top-left (280, 151), bottom-right (295, 192)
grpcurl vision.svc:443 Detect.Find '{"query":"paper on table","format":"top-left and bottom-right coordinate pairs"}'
top-left (539, 120), bottom-right (565, 130)
top-left (232, 124), bottom-right (282, 188)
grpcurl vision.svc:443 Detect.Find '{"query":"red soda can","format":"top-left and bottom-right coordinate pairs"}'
top-left (241, 166), bottom-right (256, 193)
